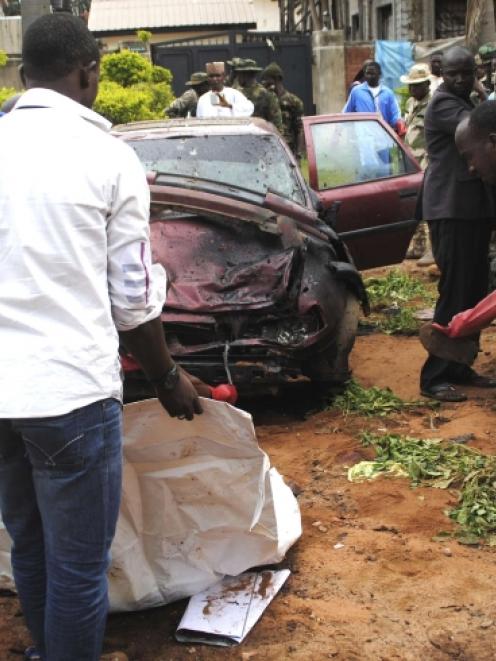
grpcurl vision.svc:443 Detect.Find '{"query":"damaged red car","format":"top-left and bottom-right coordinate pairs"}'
top-left (114, 116), bottom-right (421, 397)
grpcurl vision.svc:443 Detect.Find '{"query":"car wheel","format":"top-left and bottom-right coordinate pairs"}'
top-left (332, 291), bottom-right (360, 381)
top-left (306, 290), bottom-right (360, 386)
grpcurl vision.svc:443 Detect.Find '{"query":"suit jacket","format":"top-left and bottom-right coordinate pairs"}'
top-left (423, 84), bottom-right (494, 221)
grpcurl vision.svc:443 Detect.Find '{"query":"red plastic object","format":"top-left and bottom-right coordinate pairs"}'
top-left (395, 119), bottom-right (407, 138)
top-left (211, 384), bottom-right (239, 405)
top-left (432, 290), bottom-right (496, 338)
top-left (121, 353), bottom-right (140, 372)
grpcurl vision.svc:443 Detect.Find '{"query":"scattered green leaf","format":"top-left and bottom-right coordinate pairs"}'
top-left (364, 270), bottom-right (428, 307)
top-left (350, 433), bottom-right (496, 543)
top-left (332, 380), bottom-right (436, 417)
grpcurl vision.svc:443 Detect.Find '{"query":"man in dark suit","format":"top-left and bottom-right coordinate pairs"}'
top-left (420, 47), bottom-right (496, 401)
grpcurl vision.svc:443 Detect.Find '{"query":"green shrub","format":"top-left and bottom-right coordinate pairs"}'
top-left (100, 50), bottom-right (152, 87)
top-left (95, 52), bottom-right (174, 124)
top-left (132, 81), bottom-right (174, 115)
top-left (151, 65), bottom-right (172, 85)
top-left (94, 81), bottom-right (155, 125)
top-left (137, 30), bottom-right (152, 44)
top-left (0, 51), bottom-right (8, 69)
top-left (0, 86), bottom-right (18, 106)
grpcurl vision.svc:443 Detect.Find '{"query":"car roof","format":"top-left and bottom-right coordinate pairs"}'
top-left (112, 117), bottom-right (279, 138)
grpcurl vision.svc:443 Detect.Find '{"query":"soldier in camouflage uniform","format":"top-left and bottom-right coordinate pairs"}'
top-left (165, 72), bottom-right (210, 118)
top-left (261, 62), bottom-right (304, 157)
top-left (226, 57), bottom-right (244, 89)
top-left (400, 63), bottom-right (434, 265)
top-left (234, 59), bottom-right (283, 133)
top-left (478, 43), bottom-right (496, 95)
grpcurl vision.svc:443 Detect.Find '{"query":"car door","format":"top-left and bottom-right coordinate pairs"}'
top-left (303, 113), bottom-right (424, 270)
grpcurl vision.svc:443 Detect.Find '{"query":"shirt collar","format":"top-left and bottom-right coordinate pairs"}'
top-left (14, 88), bottom-right (112, 132)
top-left (364, 82), bottom-right (382, 93)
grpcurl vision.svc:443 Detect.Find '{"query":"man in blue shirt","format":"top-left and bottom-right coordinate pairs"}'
top-left (343, 61), bottom-right (404, 134)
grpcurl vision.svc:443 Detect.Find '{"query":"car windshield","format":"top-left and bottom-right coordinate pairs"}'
top-left (127, 133), bottom-right (306, 206)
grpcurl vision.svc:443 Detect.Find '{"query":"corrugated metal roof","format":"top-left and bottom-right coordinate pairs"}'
top-left (88, 0), bottom-right (257, 33)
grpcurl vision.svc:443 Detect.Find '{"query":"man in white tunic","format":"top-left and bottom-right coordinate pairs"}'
top-left (196, 61), bottom-right (254, 118)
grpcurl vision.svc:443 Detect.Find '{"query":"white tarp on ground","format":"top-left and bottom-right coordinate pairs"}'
top-left (0, 398), bottom-right (301, 612)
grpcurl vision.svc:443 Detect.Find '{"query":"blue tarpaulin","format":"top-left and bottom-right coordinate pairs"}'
top-left (375, 40), bottom-right (414, 92)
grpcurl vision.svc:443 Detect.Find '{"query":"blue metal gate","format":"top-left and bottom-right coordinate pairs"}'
top-left (152, 30), bottom-right (314, 115)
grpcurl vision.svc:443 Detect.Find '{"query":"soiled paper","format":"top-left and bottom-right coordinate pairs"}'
top-left (0, 398), bottom-right (301, 612)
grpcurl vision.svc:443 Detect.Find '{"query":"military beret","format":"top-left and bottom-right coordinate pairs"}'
top-left (261, 62), bottom-right (283, 79)
top-left (479, 43), bottom-right (496, 61)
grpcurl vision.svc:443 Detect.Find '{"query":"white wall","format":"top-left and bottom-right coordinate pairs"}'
top-left (0, 16), bottom-right (21, 55)
top-left (251, 0), bottom-right (280, 31)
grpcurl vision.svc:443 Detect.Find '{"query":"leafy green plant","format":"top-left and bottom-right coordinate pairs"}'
top-left (151, 65), bottom-right (172, 85)
top-left (94, 81), bottom-right (155, 125)
top-left (0, 86), bottom-right (18, 106)
top-left (350, 432), bottom-right (496, 543)
top-left (364, 270), bottom-right (427, 308)
top-left (379, 307), bottom-right (420, 335)
top-left (332, 380), bottom-right (434, 417)
top-left (137, 30), bottom-right (152, 44)
top-left (100, 50), bottom-right (152, 87)
top-left (0, 51), bottom-right (8, 69)
top-left (132, 81), bottom-right (174, 115)
top-left (95, 52), bottom-right (174, 124)
top-left (364, 269), bottom-right (437, 335)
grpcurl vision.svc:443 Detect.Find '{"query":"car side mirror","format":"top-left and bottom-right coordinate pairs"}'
top-left (321, 200), bottom-right (342, 230)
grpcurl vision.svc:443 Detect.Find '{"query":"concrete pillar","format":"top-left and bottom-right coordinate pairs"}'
top-left (312, 29), bottom-right (346, 114)
top-left (21, 0), bottom-right (52, 36)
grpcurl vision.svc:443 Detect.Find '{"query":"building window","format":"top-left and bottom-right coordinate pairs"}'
top-left (435, 0), bottom-right (467, 38)
top-left (351, 13), bottom-right (360, 40)
top-left (377, 4), bottom-right (393, 40)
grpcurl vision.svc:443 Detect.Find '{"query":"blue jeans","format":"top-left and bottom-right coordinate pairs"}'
top-left (0, 398), bottom-right (122, 661)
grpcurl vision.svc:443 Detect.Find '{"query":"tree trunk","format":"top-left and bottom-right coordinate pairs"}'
top-left (308, 0), bottom-right (323, 30)
top-left (466, 0), bottom-right (496, 51)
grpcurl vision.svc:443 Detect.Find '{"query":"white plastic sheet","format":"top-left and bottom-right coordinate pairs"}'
top-left (0, 398), bottom-right (301, 612)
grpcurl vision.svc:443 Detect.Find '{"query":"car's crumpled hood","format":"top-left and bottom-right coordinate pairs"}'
top-left (149, 175), bottom-right (324, 239)
top-left (150, 208), bottom-right (304, 315)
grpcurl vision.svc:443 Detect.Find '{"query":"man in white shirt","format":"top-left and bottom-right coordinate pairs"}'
top-left (0, 13), bottom-right (201, 661)
top-left (196, 61), bottom-right (254, 118)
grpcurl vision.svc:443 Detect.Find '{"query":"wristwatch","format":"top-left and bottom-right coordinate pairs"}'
top-left (149, 364), bottom-right (180, 391)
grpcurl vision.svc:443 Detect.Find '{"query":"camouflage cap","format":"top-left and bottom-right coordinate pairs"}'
top-left (261, 62), bottom-right (283, 79)
top-left (234, 58), bottom-right (262, 72)
top-left (226, 57), bottom-right (245, 68)
top-left (479, 42), bottom-right (496, 61)
top-left (185, 71), bottom-right (209, 86)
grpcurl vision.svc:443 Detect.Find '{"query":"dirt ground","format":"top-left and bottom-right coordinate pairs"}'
top-left (2, 265), bottom-right (496, 660)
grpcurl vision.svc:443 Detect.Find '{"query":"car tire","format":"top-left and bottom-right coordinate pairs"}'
top-left (332, 290), bottom-right (360, 381)
top-left (306, 289), bottom-right (360, 386)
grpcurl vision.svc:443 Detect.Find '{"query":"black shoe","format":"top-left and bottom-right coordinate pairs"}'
top-left (421, 383), bottom-right (467, 402)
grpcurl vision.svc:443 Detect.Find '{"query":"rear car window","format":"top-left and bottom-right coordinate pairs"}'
top-left (311, 119), bottom-right (417, 190)
top-left (127, 133), bottom-right (306, 206)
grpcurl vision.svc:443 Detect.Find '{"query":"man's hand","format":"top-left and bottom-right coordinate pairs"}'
top-left (155, 370), bottom-right (203, 420)
top-left (216, 93), bottom-right (232, 109)
top-left (119, 317), bottom-right (203, 420)
top-left (473, 78), bottom-right (488, 102)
